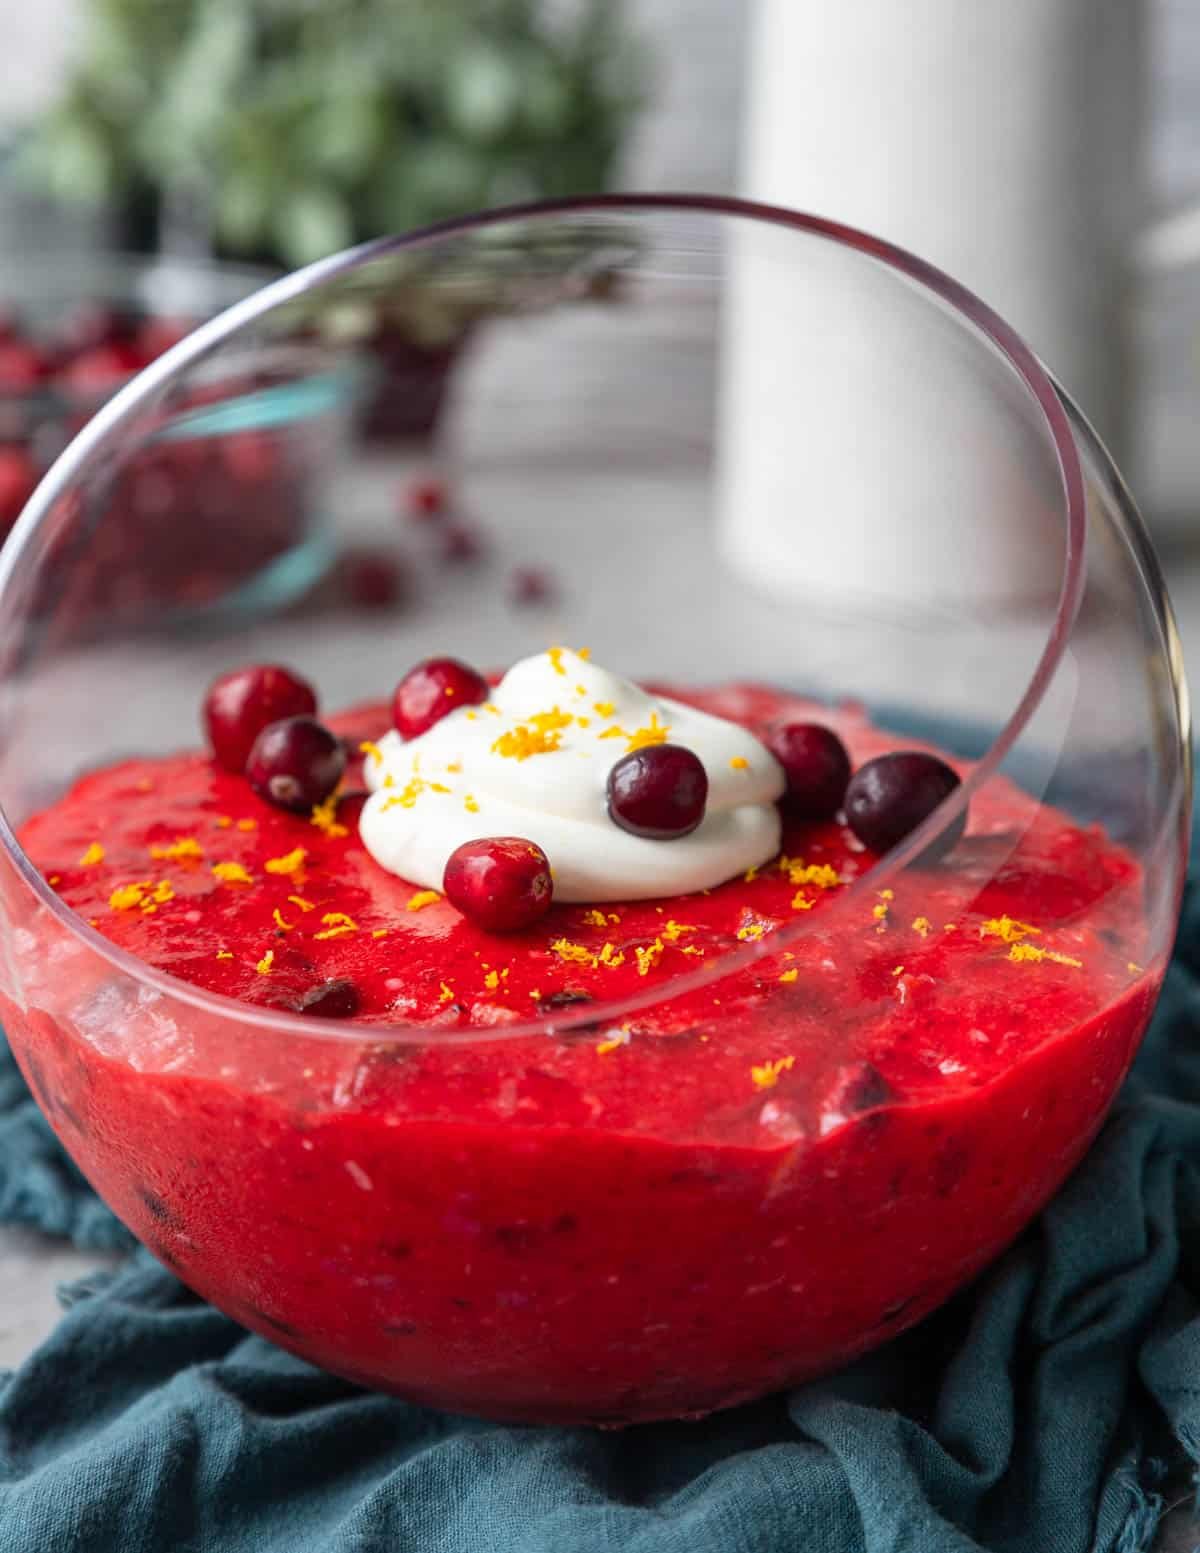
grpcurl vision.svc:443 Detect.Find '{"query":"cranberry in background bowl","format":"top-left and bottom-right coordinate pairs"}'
top-left (0, 253), bottom-right (355, 628)
top-left (0, 199), bottom-right (1186, 1428)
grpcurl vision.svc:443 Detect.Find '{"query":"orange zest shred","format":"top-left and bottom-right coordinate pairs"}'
top-left (781, 857), bottom-right (842, 889)
top-left (406, 890), bottom-right (440, 912)
top-left (464, 794), bottom-right (480, 813)
top-left (149, 837), bottom-right (203, 862)
top-left (549, 937), bottom-right (626, 971)
top-left (438, 982), bottom-right (454, 1003)
top-left (981, 916), bottom-right (1041, 944)
top-left (593, 700), bottom-right (616, 719)
top-left (216, 949), bottom-right (233, 960)
top-left (216, 816), bottom-right (233, 829)
top-left (212, 861), bottom-right (254, 885)
top-left (737, 922), bottom-right (766, 942)
top-left (109, 881), bottom-right (151, 911)
top-left (598, 725), bottom-right (628, 741)
top-left (526, 706), bottom-right (574, 736)
top-left (791, 893), bottom-right (814, 911)
top-left (624, 712), bottom-right (671, 754)
top-left (358, 740), bottom-right (384, 767)
top-left (1008, 943), bottom-right (1082, 968)
top-left (314, 912), bottom-right (359, 941)
top-left (255, 950), bottom-right (275, 975)
top-left (491, 724), bottom-right (562, 761)
top-left (582, 908), bottom-right (608, 928)
top-left (236, 818), bottom-right (257, 832)
top-left (595, 1030), bottom-right (630, 1056)
top-left (371, 929), bottom-right (387, 939)
top-left (381, 777), bottom-right (428, 811)
top-left (751, 1055), bottom-right (795, 1091)
top-left (635, 938), bottom-right (665, 976)
top-left (265, 848), bottom-right (307, 876)
top-left (661, 919), bottom-right (694, 941)
top-left (547, 647), bottom-right (567, 676)
top-left (779, 968), bottom-right (799, 984)
top-left (272, 908), bottom-right (294, 933)
top-left (287, 894), bottom-right (314, 912)
top-left (912, 916), bottom-right (933, 938)
top-left (78, 842), bottom-right (105, 867)
top-left (730, 756), bottom-right (749, 770)
top-left (310, 795), bottom-right (348, 838)
top-left (550, 938), bottom-right (594, 966)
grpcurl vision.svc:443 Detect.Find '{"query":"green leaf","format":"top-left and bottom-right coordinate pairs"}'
top-left (446, 45), bottom-right (521, 141)
top-left (273, 187), bottom-right (355, 266)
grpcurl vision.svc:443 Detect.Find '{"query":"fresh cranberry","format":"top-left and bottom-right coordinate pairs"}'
top-left (443, 837), bottom-right (553, 933)
top-left (440, 523), bottom-right (483, 564)
top-left (392, 657), bottom-right (488, 739)
top-left (136, 315), bottom-right (192, 361)
top-left (294, 979), bottom-right (361, 1018)
top-left (56, 302), bottom-right (135, 357)
top-left (246, 716), bottom-right (346, 812)
top-left (509, 567), bottom-right (556, 607)
top-left (763, 722), bottom-right (851, 821)
top-left (404, 475), bottom-right (448, 521)
top-left (203, 664), bottom-right (318, 773)
top-left (844, 751), bottom-right (966, 859)
top-left (607, 744), bottom-right (708, 839)
top-left (339, 546), bottom-right (407, 610)
top-left (0, 444), bottom-right (39, 528)
top-left (220, 430), bottom-right (279, 485)
top-left (0, 341), bottom-right (50, 391)
top-left (59, 339), bottom-right (149, 395)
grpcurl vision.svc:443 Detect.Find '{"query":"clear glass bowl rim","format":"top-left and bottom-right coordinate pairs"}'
top-left (0, 192), bottom-right (1102, 1045)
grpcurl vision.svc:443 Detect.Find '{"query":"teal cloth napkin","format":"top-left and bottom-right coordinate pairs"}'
top-left (3, 888), bottom-right (1200, 1551)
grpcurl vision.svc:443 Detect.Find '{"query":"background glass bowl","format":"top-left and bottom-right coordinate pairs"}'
top-left (0, 253), bottom-right (349, 625)
top-left (0, 197), bottom-right (1188, 1425)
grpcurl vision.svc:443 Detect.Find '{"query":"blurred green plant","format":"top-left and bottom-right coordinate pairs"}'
top-left (22, 0), bottom-right (646, 268)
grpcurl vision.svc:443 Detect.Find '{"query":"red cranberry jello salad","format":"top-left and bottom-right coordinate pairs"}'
top-left (7, 647), bottom-right (1156, 1424)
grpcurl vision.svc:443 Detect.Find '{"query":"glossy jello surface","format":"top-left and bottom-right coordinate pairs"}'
top-left (7, 682), bottom-right (1157, 1423)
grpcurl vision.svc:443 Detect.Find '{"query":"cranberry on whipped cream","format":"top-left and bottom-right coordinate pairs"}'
top-left (359, 648), bottom-right (786, 902)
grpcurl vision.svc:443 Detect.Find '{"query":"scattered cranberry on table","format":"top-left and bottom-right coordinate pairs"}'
top-left (509, 566), bottom-right (557, 608)
top-left (404, 475), bottom-right (448, 522)
top-left (203, 664), bottom-right (319, 774)
top-left (443, 836), bottom-right (554, 933)
top-left (392, 657), bottom-right (489, 739)
top-left (844, 750), bottom-right (966, 859)
top-left (338, 547), bottom-right (408, 611)
top-left (607, 744), bottom-right (709, 840)
top-left (0, 444), bottom-right (39, 527)
top-left (0, 339), bottom-right (50, 391)
top-left (763, 721), bottom-right (851, 821)
top-left (439, 523), bottom-right (484, 565)
top-left (246, 715), bottom-right (347, 813)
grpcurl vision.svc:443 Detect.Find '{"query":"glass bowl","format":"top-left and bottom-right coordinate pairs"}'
top-left (0, 253), bottom-right (348, 623)
top-left (0, 197), bottom-right (1188, 1426)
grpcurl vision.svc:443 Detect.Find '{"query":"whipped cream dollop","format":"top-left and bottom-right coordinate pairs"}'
top-left (359, 649), bottom-right (786, 902)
